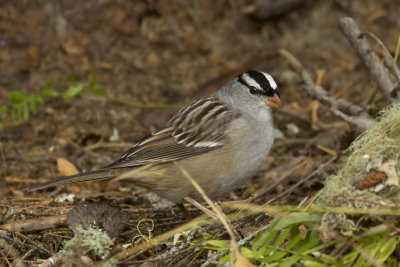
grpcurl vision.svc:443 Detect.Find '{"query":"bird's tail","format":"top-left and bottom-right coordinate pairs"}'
top-left (24, 169), bottom-right (119, 192)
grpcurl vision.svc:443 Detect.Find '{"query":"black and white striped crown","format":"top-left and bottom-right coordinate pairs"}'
top-left (237, 70), bottom-right (280, 97)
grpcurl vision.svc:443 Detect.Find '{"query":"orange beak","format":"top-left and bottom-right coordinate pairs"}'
top-left (264, 93), bottom-right (281, 109)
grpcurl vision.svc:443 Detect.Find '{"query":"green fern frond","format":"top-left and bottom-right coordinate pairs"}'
top-left (207, 211), bottom-right (400, 266)
top-left (0, 76), bottom-right (106, 125)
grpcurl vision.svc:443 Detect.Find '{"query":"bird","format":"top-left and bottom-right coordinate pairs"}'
top-left (25, 70), bottom-right (281, 218)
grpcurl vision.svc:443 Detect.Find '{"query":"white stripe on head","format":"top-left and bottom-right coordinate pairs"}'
top-left (241, 73), bottom-right (263, 90)
top-left (262, 72), bottom-right (277, 89)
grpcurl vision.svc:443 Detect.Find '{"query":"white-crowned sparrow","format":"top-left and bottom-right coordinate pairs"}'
top-left (26, 70), bottom-right (281, 215)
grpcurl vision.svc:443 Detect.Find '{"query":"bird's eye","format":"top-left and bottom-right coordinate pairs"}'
top-left (249, 86), bottom-right (258, 95)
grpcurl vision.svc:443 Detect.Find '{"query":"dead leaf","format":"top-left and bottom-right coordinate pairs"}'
top-left (61, 33), bottom-right (88, 55)
top-left (234, 255), bottom-right (255, 267)
top-left (57, 158), bottom-right (79, 176)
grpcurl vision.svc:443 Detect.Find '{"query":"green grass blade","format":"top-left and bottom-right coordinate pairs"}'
top-left (394, 33), bottom-right (400, 63)
top-left (23, 102), bottom-right (29, 120)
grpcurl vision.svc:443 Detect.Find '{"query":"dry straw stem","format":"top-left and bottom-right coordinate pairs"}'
top-left (175, 163), bottom-right (244, 266)
top-left (279, 49), bottom-right (374, 131)
top-left (339, 17), bottom-right (400, 103)
top-left (227, 203), bottom-right (400, 217)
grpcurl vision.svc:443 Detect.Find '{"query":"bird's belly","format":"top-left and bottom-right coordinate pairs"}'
top-left (139, 144), bottom-right (270, 203)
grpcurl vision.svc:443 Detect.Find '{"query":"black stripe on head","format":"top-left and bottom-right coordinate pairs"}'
top-left (274, 86), bottom-right (281, 97)
top-left (246, 70), bottom-right (276, 97)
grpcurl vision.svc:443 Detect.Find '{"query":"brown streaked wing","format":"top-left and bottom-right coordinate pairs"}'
top-left (105, 96), bottom-right (240, 169)
top-left (168, 96), bottom-right (240, 147)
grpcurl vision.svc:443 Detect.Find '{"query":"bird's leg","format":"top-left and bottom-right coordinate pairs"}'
top-left (176, 203), bottom-right (192, 220)
top-left (184, 197), bottom-right (218, 219)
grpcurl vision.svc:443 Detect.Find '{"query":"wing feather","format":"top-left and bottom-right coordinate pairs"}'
top-left (106, 96), bottom-right (240, 169)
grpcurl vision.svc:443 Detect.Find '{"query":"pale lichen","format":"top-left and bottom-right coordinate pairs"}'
top-left (317, 103), bottom-right (400, 233)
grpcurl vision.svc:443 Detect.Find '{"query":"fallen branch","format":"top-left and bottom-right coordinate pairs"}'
top-left (279, 49), bottom-right (375, 130)
top-left (339, 17), bottom-right (400, 103)
top-left (0, 214), bottom-right (67, 232)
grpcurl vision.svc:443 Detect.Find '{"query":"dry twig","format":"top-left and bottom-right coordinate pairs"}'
top-left (280, 49), bottom-right (375, 130)
top-left (262, 154), bottom-right (339, 205)
top-left (0, 214), bottom-right (67, 233)
top-left (339, 17), bottom-right (400, 103)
